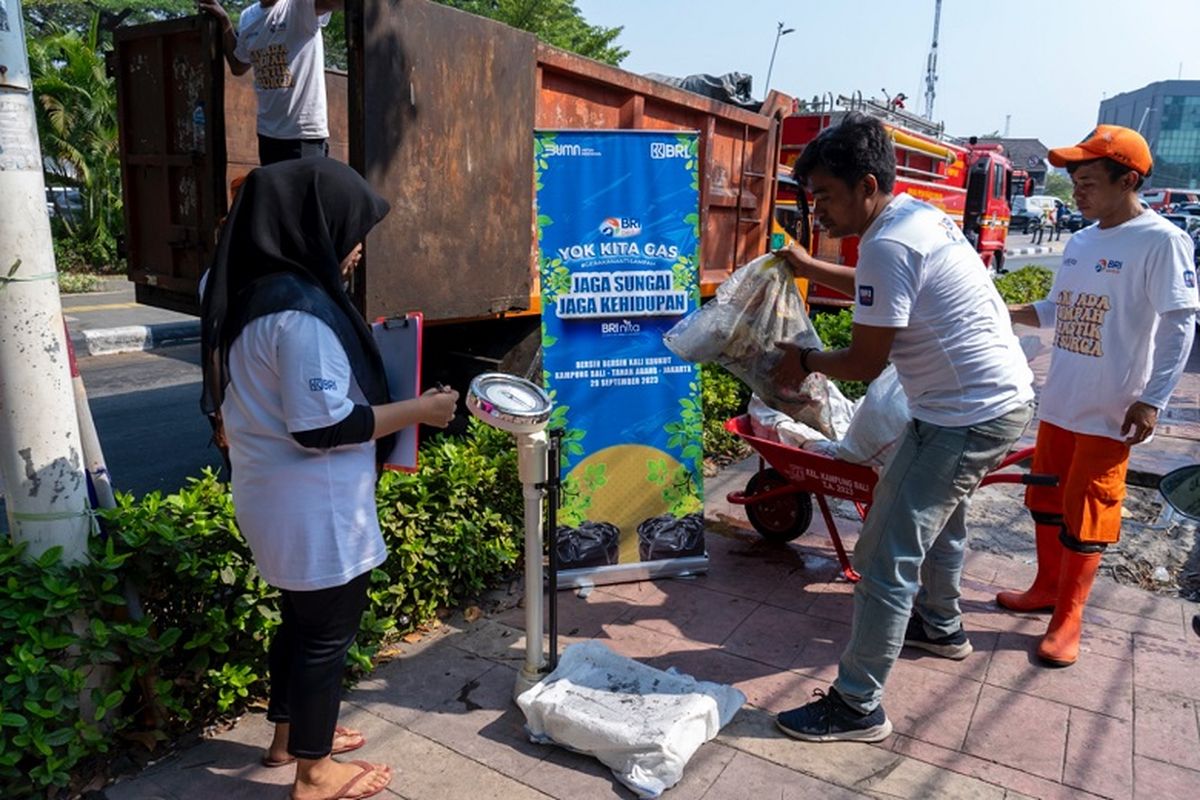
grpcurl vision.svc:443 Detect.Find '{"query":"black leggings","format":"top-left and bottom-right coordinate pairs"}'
top-left (266, 571), bottom-right (370, 759)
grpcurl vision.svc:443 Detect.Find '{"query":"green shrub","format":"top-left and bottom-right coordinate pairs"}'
top-left (53, 234), bottom-right (125, 276)
top-left (994, 265), bottom-right (1054, 305)
top-left (0, 420), bottom-right (523, 797)
top-left (700, 363), bottom-right (751, 462)
top-left (367, 421), bottom-right (522, 667)
top-left (811, 309), bottom-right (867, 401)
top-left (57, 271), bottom-right (102, 294)
top-left (0, 542), bottom-right (162, 797)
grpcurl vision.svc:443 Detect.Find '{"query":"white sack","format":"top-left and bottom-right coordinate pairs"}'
top-left (835, 364), bottom-right (910, 467)
top-left (517, 641), bottom-right (745, 799)
top-left (748, 393), bottom-right (829, 446)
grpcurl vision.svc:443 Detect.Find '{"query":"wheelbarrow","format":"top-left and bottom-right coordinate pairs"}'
top-left (723, 415), bottom-right (1056, 582)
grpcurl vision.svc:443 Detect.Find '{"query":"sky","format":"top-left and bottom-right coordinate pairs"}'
top-left (574, 0), bottom-right (1199, 149)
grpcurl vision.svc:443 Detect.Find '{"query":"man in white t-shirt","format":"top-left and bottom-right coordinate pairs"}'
top-left (200, 0), bottom-right (338, 164)
top-left (999, 126), bottom-right (1198, 667)
top-left (770, 113), bottom-right (1034, 743)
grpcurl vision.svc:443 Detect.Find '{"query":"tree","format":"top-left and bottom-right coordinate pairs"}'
top-left (436, 0), bottom-right (626, 65)
top-left (28, 15), bottom-right (123, 265)
top-left (23, 1), bottom-right (194, 38)
top-left (23, 1), bottom-right (625, 69)
top-left (1044, 171), bottom-right (1074, 206)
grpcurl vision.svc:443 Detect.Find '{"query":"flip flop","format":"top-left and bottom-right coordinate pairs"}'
top-left (289, 760), bottom-right (392, 800)
top-left (261, 726), bottom-right (367, 767)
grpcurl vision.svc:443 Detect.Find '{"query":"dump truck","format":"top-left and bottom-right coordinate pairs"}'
top-left (111, 0), bottom-right (794, 383)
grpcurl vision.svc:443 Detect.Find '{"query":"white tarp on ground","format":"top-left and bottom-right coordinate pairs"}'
top-left (516, 641), bottom-right (745, 799)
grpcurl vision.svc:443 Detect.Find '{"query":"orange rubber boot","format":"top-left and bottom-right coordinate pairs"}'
top-left (996, 523), bottom-right (1062, 613)
top-left (1036, 549), bottom-right (1102, 667)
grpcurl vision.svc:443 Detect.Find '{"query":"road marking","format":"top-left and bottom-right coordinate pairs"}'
top-left (61, 302), bottom-right (139, 313)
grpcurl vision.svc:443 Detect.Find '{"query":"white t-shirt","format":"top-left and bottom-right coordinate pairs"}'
top-left (222, 310), bottom-right (386, 591)
top-left (1032, 211), bottom-right (1199, 441)
top-left (235, 0), bottom-right (331, 140)
top-left (853, 194), bottom-right (1035, 426)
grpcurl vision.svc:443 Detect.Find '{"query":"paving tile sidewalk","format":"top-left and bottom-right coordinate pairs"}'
top-left (104, 458), bottom-right (1200, 800)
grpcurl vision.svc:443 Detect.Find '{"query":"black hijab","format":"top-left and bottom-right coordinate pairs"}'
top-left (201, 158), bottom-right (393, 454)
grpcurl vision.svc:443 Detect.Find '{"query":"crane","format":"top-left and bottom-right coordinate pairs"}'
top-left (923, 0), bottom-right (942, 121)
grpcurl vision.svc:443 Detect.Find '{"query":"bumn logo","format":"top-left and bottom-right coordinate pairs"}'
top-left (599, 217), bottom-right (642, 238)
top-left (544, 142), bottom-right (583, 157)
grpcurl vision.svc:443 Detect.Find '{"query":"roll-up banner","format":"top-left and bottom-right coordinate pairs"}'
top-left (535, 130), bottom-right (706, 587)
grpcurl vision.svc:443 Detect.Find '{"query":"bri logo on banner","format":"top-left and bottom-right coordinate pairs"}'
top-left (650, 142), bottom-right (690, 159)
top-left (599, 217), bottom-right (642, 238)
top-left (601, 319), bottom-right (642, 335)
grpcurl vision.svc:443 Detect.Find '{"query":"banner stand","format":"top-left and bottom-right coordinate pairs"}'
top-left (536, 129), bottom-right (706, 589)
top-left (555, 557), bottom-right (709, 592)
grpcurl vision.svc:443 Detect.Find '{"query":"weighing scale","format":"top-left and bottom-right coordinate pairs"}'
top-left (466, 373), bottom-right (561, 698)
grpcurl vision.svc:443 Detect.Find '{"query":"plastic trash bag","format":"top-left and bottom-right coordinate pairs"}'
top-left (518, 641), bottom-right (746, 799)
top-left (556, 522), bottom-right (619, 569)
top-left (663, 254), bottom-right (836, 432)
top-left (637, 513), bottom-right (705, 561)
top-left (835, 365), bottom-right (910, 467)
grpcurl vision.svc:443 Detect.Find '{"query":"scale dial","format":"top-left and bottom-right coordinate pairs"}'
top-left (467, 373), bottom-right (553, 434)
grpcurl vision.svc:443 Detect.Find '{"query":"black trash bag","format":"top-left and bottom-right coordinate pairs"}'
top-left (556, 521), bottom-right (620, 570)
top-left (644, 72), bottom-right (761, 112)
top-left (637, 513), bottom-right (706, 562)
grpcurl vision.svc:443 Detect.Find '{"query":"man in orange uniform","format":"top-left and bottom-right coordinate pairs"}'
top-left (1000, 126), bottom-right (1198, 666)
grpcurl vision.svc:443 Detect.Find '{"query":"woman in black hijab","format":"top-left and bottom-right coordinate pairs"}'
top-left (202, 159), bottom-right (457, 800)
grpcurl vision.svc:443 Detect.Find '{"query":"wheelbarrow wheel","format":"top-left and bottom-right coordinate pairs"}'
top-left (743, 468), bottom-right (813, 543)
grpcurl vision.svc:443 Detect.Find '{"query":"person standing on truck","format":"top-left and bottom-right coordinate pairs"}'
top-left (201, 159), bottom-right (459, 799)
top-left (999, 126), bottom-right (1198, 667)
top-left (771, 112), bottom-right (1034, 742)
top-left (198, 0), bottom-right (340, 165)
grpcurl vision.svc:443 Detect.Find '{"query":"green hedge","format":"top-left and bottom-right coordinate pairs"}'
top-left (700, 363), bottom-right (751, 462)
top-left (994, 265), bottom-right (1054, 305)
top-left (0, 420), bottom-right (521, 798)
top-left (812, 309), bottom-right (867, 401)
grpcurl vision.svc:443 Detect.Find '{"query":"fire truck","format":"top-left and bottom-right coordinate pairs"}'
top-left (774, 96), bottom-right (1018, 307)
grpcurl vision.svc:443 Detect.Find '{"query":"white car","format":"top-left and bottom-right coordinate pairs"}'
top-left (45, 186), bottom-right (83, 222)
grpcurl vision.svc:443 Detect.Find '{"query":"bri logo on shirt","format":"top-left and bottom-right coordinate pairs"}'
top-left (308, 378), bottom-right (337, 392)
top-left (858, 285), bottom-right (875, 306)
top-left (1094, 258), bottom-right (1123, 274)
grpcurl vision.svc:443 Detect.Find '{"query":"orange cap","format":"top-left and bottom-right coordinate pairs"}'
top-left (1048, 125), bottom-right (1152, 175)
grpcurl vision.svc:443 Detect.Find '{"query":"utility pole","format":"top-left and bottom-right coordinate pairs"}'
top-left (0, 0), bottom-right (90, 563)
top-left (1004, 114), bottom-right (1011, 137)
top-left (922, 0), bottom-right (942, 121)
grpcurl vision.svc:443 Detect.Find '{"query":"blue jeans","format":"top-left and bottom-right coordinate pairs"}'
top-left (833, 403), bottom-right (1033, 713)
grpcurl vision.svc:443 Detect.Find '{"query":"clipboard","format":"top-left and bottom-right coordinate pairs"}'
top-left (371, 312), bottom-right (423, 472)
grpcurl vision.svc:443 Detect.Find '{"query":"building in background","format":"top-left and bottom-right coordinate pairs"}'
top-left (1099, 80), bottom-right (1200, 189)
top-left (973, 137), bottom-right (1048, 194)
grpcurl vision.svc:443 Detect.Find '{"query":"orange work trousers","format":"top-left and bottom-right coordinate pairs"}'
top-left (1025, 421), bottom-right (1131, 544)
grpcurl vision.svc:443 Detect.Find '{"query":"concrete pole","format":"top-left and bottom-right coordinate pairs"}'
top-left (0, 1), bottom-right (90, 563)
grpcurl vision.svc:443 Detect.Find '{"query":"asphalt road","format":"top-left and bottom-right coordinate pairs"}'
top-left (76, 342), bottom-right (223, 499)
top-left (1007, 253), bottom-right (1061, 273)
